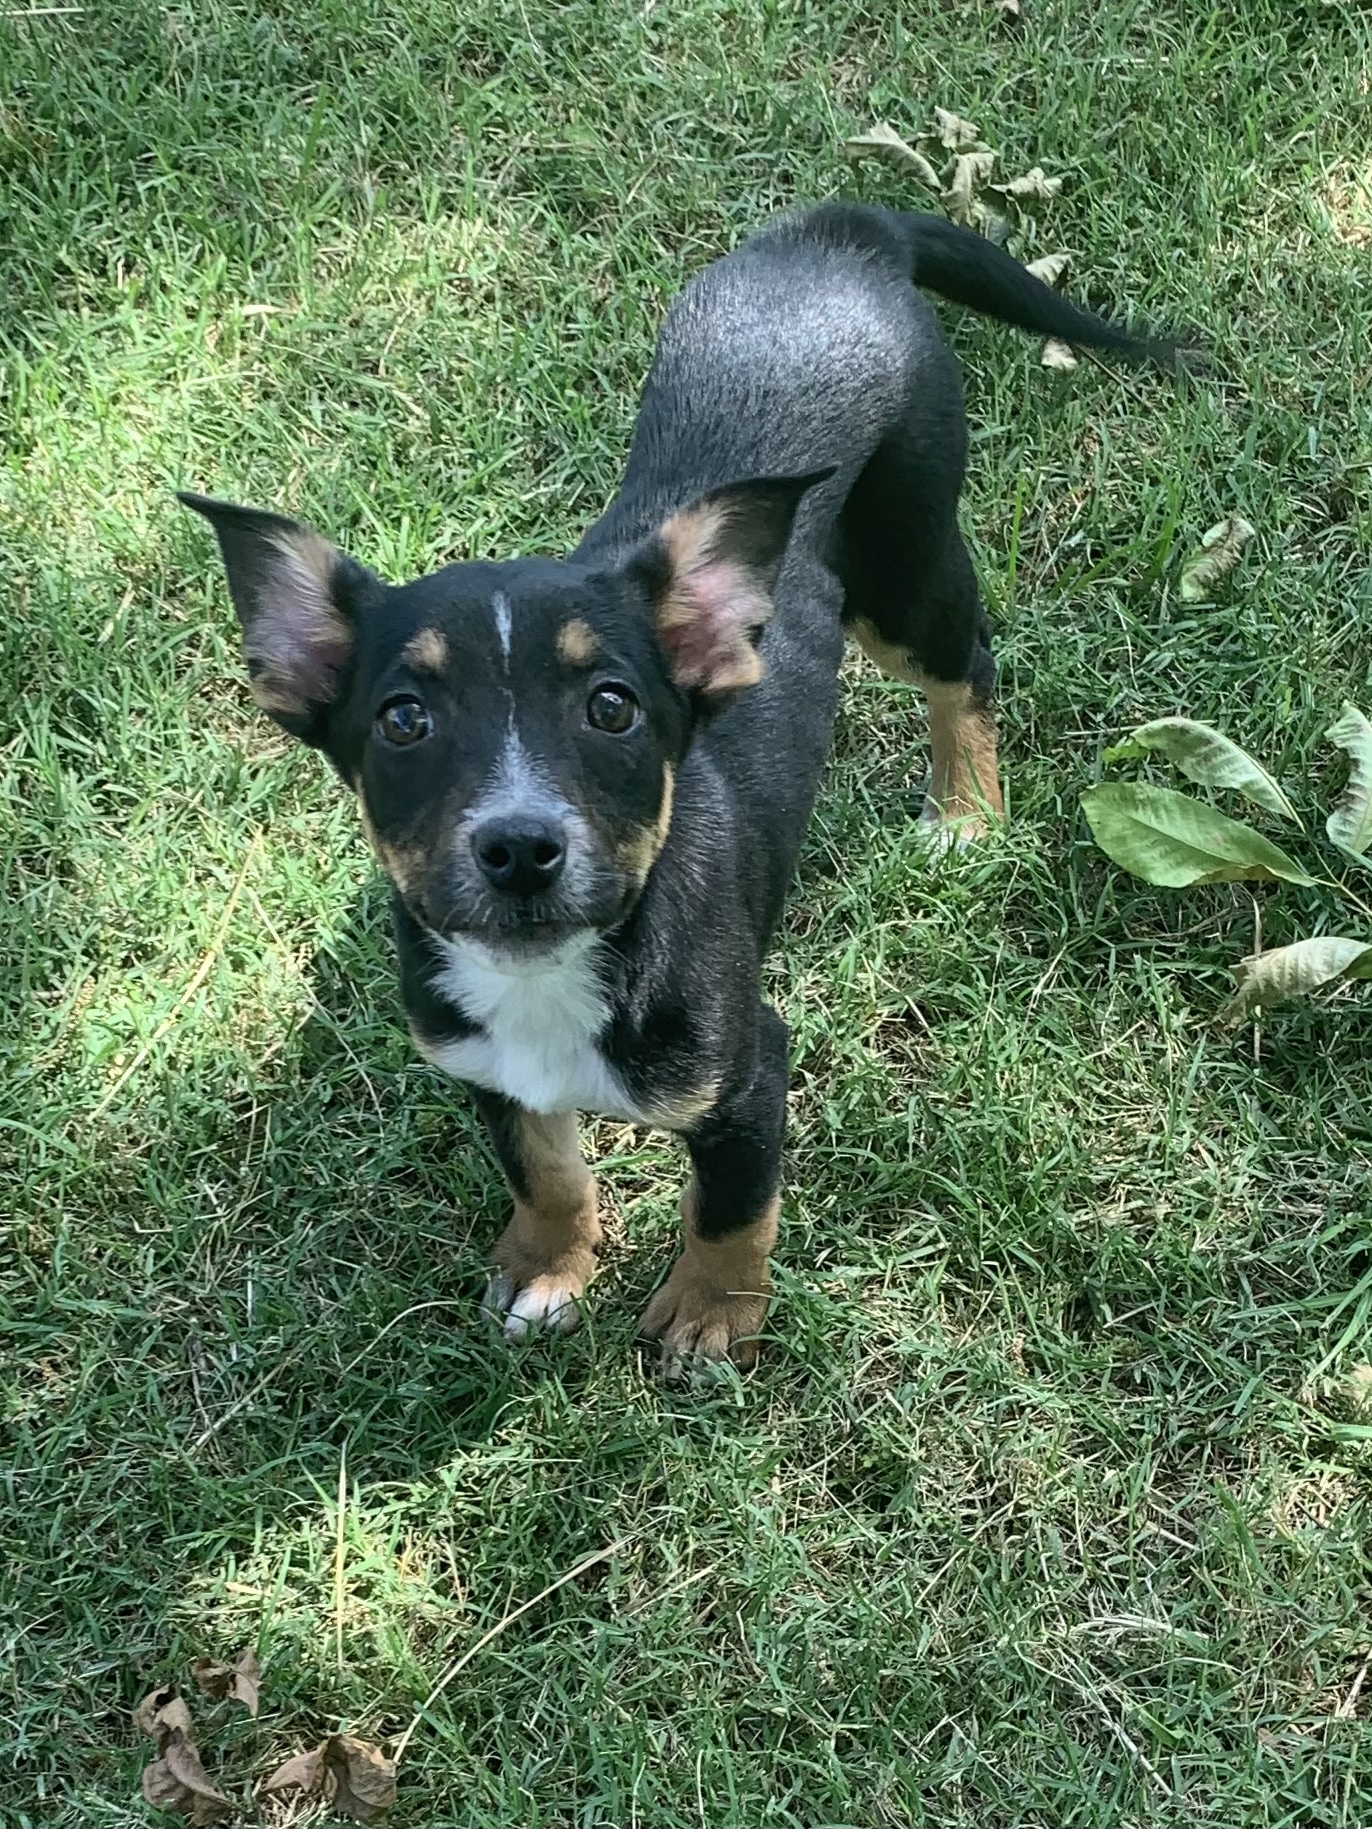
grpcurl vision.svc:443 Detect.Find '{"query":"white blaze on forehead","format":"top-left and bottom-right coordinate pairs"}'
top-left (492, 590), bottom-right (513, 668)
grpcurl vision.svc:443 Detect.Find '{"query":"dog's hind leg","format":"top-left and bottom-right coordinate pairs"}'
top-left (851, 529), bottom-right (1003, 842)
top-left (838, 394), bottom-right (1005, 843)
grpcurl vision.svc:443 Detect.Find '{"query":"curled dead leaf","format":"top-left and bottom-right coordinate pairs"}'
top-left (262, 1734), bottom-right (397, 1824)
top-left (141, 1729), bottom-right (231, 1825)
top-left (1040, 338), bottom-right (1078, 371)
top-left (993, 0), bottom-right (1022, 15)
top-left (325, 1736), bottom-right (398, 1823)
top-left (932, 106), bottom-right (983, 152)
top-left (134, 1687), bottom-right (195, 1751)
top-left (1025, 251), bottom-right (1070, 286)
top-left (143, 1756), bottom-right (190, 1813)
top-left (995, 165), bottom-right (1064, 202)
top-left (1179, 514), bottom-right (1257, 603)
top-left (941, 149), bottom-right (997, 227)
top-left (842, 122), bottom-right (941, 191)
top-left (192, 1647), bottom-right (261, 1718)
top-left (262, 1745), bottom-right (323, 1796)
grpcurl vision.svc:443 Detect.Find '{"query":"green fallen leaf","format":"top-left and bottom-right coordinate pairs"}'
top-left (1079, 783), bottom-right (1315, 887)
top-left (1179, 514), bottom-right (1257, 603)
top-left (1125, 717), bottom-right (1301, 826)
top-left (1325, 702), bottom-right (1372, 857)
top-left (1223, 936), bottom-right (1372, 1023)
top-left (843, 123), bottom-right (941, 191)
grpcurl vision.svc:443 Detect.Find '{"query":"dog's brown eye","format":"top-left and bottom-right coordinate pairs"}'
top-left (376, 695), bottom-right (433, 746)
top-left (586, 684), bottom-right (638, 735)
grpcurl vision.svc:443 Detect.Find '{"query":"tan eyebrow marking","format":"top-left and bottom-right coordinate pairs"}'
top-left (556, 617), bottom-right (600, 666)
top-left (402, 627), bottom-right (449, 673)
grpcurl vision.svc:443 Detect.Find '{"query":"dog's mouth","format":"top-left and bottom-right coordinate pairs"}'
top-left (442, 912), bottom-right (581, 957)
top-left (414, 886), bottom-right (631, 957)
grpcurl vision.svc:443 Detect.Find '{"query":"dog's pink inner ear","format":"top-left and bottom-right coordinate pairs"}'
top-left (654, 503), bottom-right (775, 696)
top-left (242, 528), bottom-right (353, 718)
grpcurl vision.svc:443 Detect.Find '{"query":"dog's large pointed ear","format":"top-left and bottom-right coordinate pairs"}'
top-left (635, 470), bottom-right (834, 698)
top-left (179, 492), bottom-right (376, 743)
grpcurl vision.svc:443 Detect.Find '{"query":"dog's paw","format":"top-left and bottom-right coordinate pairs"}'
top-left (484, 1270), bottom-right (589, 1341)
top-left (638, 1258), bottom-right (769, 1375)
top-left (486, 1222), bottom-right (599, 1343)
top-left (914, 803), bottom-right (988, 852)
top-left (909, 768), bottom-right (1000, 851)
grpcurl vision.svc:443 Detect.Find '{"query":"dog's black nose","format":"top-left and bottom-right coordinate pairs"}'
top-left (471, 815), bottom-right (568, 897)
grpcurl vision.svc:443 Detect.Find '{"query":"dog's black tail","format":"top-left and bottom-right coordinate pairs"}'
top-left (897, 212), bottom-right (1178, 366)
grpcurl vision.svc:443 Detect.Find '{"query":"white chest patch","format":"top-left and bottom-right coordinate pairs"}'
top-left (421, 932), bottom-right (641, 1118)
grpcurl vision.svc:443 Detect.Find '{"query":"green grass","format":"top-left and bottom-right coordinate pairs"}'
top-left (3, 0), bottom-right (1372, 1822)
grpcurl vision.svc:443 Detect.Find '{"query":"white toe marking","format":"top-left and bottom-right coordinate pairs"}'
top-left (490, 1276), bottom-right (582, 1342)
top-left (914, 810), bottom-right (978, 855)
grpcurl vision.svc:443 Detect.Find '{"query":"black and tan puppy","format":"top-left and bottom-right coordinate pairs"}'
top-left (184, 203), bottom-right (1171, 1370)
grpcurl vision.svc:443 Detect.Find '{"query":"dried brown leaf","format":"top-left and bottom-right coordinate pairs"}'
top-left (261, 1746), bottom-right (323, 1796)
top-left (190, 1799), bottom-right (232, 1829)
top-left (842, 122), bottom-right (941, 191)
top-left (192, 1647), bottom-right (261, 1717)
top-left (324, 1735), bottom-right (398, 1823)
top-left (932, 106), bottom-right (983, 151)
top-left (940, 150), bottom-right (997, 227)
top-left (143, 1758), bottom-right (189, 1811)
top-left (994, 0), bottom-right (1022, 16)
top-left (1040, 337), bottom-right (1078, 371)
top-left (260, 1735), bottom-right (396, 1823)
top-left (134, 1687), bottom-right (195, 1750)
top-left (1025, 251), bottom-right (1070, 286)
top-left (1179, 514), bottom-right (1257, 602)
top-left (140, 1730), bottom-right (231, 1825)
top-left (996, 165), bottom-right (1064, 202)
top-left (190, 1660), bottom-right (229, 1699)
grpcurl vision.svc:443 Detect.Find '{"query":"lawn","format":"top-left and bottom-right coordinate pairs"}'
top-left (3, 0), bottom-right (1371, 1823)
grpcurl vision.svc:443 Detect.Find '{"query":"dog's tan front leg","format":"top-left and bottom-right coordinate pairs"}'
top-left (639, 1179), bottom-right (777, 1373)
top-left (484, 1109), bottom-right (602, 1341)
